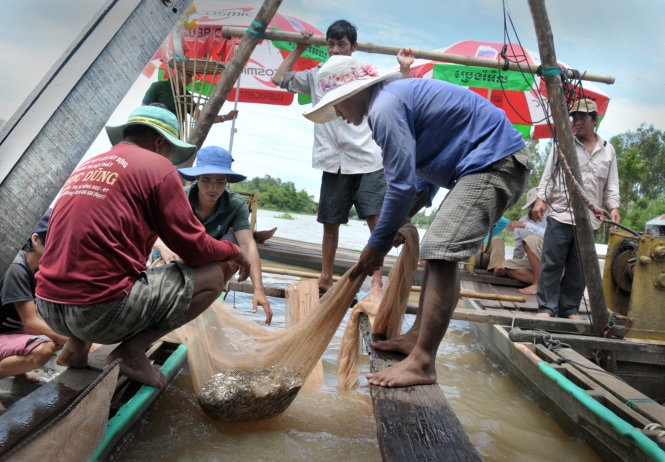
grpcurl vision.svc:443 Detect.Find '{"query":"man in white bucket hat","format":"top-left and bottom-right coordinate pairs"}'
top-left (273, 19), bottom-right (413, 297)
top-left (35, 105), bottom-right (250, 388)
top-left (305, 55), bottom-right (533, 388)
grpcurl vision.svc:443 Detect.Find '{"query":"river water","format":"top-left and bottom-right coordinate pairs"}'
top-left (117, 210), bottom-right (599, 461)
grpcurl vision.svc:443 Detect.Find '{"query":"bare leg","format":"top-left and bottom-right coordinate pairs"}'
top-left (505, 268), bottom-right (534, 284)
top-left (57, 337), bottom-right (91, 368)
top-left (365, 214), bottom-right (384, 297)
top-left (0, 342), bottom-right (56, 379)
top-left (367, 260), bottom-right (458, 387)
top-left (369, 263), bottom-right (430, 355)
top-left (108, 262), bottom-right (227, 388)
top-left (518, 243), bottom-right (541, 295)
top-left (319, 223), bottom-right (340, 292)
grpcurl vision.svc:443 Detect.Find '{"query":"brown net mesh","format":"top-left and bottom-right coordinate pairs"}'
top-left (284, 279), bottom-right (324, 389)
top-left (6, 363), bottom-right (119, 462)
top-left (336, 224), bottom-right (420, 389)
top-left (168, 270), bottom-right (364, 421)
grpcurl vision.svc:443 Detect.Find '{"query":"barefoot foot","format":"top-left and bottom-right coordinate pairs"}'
top-left (369, 331), bottom-right (418, 356)
top-left (567, 314), bottom-right (583, 320)
top-left (107, 350), bottom-right (166, 388)
top-left (535, 312), bottom-right (551, 318)
top-left (254, 227), bottom-right (277, 244)
top-left (56, 338), bottom-right (91, 368)
top-left (366, 356), bottom-right (436, 388)
top-left (518, 284), bottom-right (538, 295)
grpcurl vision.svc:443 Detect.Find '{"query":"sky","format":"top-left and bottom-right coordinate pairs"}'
top-left (1, 0), bottom-right (664, 205)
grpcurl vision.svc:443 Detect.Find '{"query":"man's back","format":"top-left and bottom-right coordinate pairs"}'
top-left (36, 143), bottom-right (229, 305)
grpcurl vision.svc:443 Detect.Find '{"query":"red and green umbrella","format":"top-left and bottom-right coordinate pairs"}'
top-left (408, 40), bottom-right (610, 139)
top-left (147, 2), bottom-right (327, 106)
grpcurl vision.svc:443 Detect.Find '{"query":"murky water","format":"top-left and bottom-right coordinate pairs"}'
top-left (116, 210), bottom-right (598, 461)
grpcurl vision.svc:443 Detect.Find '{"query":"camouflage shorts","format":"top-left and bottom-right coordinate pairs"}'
top-left (36, 261), bottom-right (194, 344)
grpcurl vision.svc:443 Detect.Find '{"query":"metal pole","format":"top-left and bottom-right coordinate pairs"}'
top-left (228, 46), bottom-right (242, 155)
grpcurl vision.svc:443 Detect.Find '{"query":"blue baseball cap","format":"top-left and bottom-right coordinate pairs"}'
top-left (177, 146), bottom-right (246, 183)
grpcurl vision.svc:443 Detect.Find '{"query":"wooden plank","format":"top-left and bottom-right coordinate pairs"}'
top-left (531, 345), bottom-right (657, 428)
top-left (0, 0), bottom-right (192, 277)
top-left (509, 328), bottom-right (665, 365)
top-left (359, 314), bottom-right (481, 462)
top-left (450, 307), bottom-right (609, 335)
top-left (556, 348), bottom-right (665, 426)
top-left (227, 281), bottom-right (286, 298)
top-left (257, 236), bottom-right (424, 281)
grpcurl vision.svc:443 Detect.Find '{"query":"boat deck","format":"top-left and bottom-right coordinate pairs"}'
top-left (258, 236), bottom-right (425, 282)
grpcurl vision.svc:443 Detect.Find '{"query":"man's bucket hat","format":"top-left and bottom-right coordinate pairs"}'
top-left (303, 55), bottom-right (401, 124)
top-left (177, 146), bottom-right (246, 183)
top-left (569, 98), bottom-right (598, 114)
top-left (105, 105), bottom-right (196, 165)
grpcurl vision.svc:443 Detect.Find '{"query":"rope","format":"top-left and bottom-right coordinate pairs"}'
top-left (247, 21), bottom-right (266, 40)
top-left (625, 398), bottom-right (657, 408)
top-left (540, 66), bottom-right (562, 77)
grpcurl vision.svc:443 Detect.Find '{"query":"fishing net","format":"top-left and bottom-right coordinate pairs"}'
top-left (4, 362), bottom-right (119, 462)
top-left (168, 270), bottom-right (364, 422)
top-left (284, 279), bottom-right (324, 389)
top-left (337, 224), bottom-right (420, 389)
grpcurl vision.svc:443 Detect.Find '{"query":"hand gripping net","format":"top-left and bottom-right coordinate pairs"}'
top-left (336, 224), bottom-right (420, 389)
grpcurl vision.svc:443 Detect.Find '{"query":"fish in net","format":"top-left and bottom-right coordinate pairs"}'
top-left (167, 269), bottom-right (365, 421)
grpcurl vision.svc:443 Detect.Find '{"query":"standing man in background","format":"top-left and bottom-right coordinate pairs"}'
top-left (532, 99), bottom-right (620, 319)
top-left (272, 19), bottom-right (413, 296)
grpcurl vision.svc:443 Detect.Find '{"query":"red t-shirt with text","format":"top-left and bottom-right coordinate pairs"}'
top-left (36, 143), bottom-right (237, 305)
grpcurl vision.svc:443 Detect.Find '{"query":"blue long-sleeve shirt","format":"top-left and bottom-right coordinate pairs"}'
top-left (367, 79), bottom-right (525, 252)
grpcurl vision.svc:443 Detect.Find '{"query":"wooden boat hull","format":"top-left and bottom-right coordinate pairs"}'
top-left (0, 341), bottom-right (186, 461)
top-left (464, 294), bottom-right (665, 461)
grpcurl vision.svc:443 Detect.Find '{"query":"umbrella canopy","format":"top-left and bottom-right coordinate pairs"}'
top-left (147, 2), bottom-right (327, 106)
top-left (408, 40), bottom-right (610, 139)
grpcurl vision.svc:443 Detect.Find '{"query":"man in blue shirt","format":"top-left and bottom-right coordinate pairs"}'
top-left (305, 55), bottom-right (532, 388)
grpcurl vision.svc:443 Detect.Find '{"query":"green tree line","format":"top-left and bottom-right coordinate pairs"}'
top-left (233, 175), bottom-right (317, 214)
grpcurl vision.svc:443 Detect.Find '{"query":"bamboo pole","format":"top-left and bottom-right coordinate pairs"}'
top-left (183, 0), bottom-right (283, 161)
top-left (221, 26), bottom-right (615, 85)
top-left (528, 0), bottom-right (609, 336)
top-left (260, 265), bottom-right (525, 303)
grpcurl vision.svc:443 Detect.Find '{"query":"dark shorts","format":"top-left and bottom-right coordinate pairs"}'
top-left (317, 169), bottom-right (386, 224)
top-left (420, 146), bottom-right (533, 261)
top-left (36, 262), bottom-right (194, 344)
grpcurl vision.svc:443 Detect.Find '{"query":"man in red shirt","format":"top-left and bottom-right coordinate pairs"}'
top-left (36, 105), bottom-right (248, 388)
